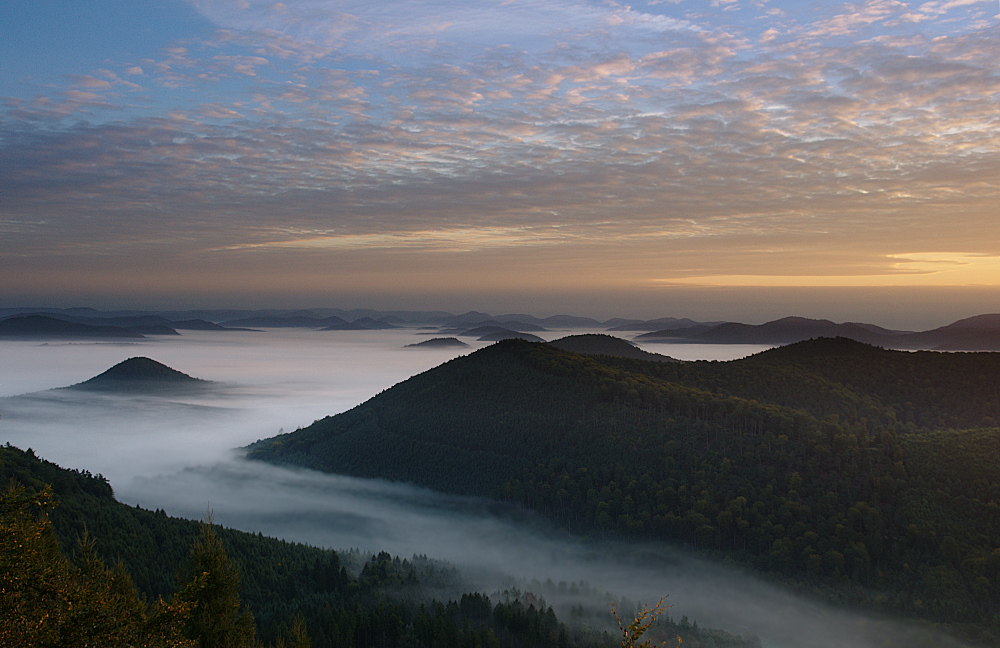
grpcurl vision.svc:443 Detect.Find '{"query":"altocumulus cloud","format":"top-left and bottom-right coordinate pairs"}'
top-left (1, 0), bottom-right (998, 304)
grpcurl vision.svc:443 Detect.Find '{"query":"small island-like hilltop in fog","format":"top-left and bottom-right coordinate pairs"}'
top-left (62, 357), bottom-right (211, 394)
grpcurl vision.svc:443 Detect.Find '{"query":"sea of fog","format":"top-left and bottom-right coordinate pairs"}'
top-left (0, 329), bottom-right (970, 648)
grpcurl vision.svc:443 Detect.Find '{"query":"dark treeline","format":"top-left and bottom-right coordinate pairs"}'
top-left (249, 337), bottom-right (1000, 645)
top-left (0, 445), bottom-right (757, 648)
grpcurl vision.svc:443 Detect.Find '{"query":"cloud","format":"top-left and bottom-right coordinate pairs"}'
top-left (65, 75), bottom-right (114, 89)
top-left (805, 0), bottom-right (914, 37)
top-left (918, 0), bottom-right (995, 15)
top-left (2, 0), bottom-right (998, 307)
top-left (197, 103), bottom-right (246, 119)
top-left (215, 225), bottom-right (570, 253)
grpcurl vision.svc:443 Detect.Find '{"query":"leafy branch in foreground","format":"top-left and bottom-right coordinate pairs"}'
top-left (612, 597), bottom-right (681, 648)
top-left (0, 481), bottom-right (195, 647)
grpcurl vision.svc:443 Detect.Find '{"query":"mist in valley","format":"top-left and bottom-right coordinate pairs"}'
top-left (0, 329), bottom-right (971, 648)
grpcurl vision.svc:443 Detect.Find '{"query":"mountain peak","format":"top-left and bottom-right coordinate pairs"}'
top-left (68, 357), bottom-right (207, 392)
top-left (548, 334), bottom-right (678, 362)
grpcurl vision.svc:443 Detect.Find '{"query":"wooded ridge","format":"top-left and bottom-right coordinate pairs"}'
top-left (247, 337), bottom-right (1000, 645)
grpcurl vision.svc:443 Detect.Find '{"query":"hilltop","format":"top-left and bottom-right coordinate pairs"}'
top-left (64, 357), bottom-right (211, 394)
top-left (0, 314), bottom-right (149, 339)
top-left (637, 314), bottom-right (1000, 350)
top-left (247, 337), bottom-right (1000, 644)
top-left (405, 337), bottom-right (469, 348)
top-left (548, 334), bottom-right (678, 362)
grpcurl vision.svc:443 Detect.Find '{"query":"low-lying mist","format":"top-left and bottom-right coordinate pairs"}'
top-left (126, 457), bottom-right (971, 648)
top-left (0, 330), bottom-right (970, 648)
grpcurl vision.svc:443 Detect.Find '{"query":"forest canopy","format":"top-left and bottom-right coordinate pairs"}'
top-left (247, 337), bottom-right (1000, 644)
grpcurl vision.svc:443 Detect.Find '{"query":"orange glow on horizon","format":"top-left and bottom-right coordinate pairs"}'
top-left (656, 253), bottom-right (1000, 288)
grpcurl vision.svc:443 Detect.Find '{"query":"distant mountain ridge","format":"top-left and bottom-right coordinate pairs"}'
top-left (637, 314), bottom-right (1000, 350)
top-left (0, 312), bottom-right (252, 338)
top-left (3, 307), bottom-right (999, 349)
top-left (442, 320), bottom-right (548, 334)
top-left (0, 315), bottom-right (148, 339)
top-left (607, 317), bottom-right (711, 332)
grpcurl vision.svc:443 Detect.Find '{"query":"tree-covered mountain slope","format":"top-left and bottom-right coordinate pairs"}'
top-left (549, 333), bottom-right (678, 362)
top-left (1, 445), bottom-right (760, 648)
top-left (247, 338), bottom-right (1000, 643)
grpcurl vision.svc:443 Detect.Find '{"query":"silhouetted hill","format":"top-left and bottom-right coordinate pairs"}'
top-left (0, 315), bottom-right (146, 339)
top-left (601, 318), bottom-right (645, 329)
top-left (638, 316), bottom-right (905, 345)
top-left (743, 336), bottom-right (1000, 428)
top-left (901, 314), bottom-right (1000, 350)
top-left (129, 324), bottom-right (181, 336)
top-left (486, 314), bottom-right (605, 329)
top-left (6, 313), bottom-right (193, 336)
top-left (939, 314), bottom-right (1000, 330)
top-left (607, 317), bottom-right (707, 332)
top-left (64, 357), bottom-right (210, 393)
top-left (450, 321), bottom-right (547, 334)
top-left (171, 318), bottom-right (233, 330)
top-left (548, 334), bottom-right (678, 362)
top-left (632, 315), bottom-right (1000, 350)
top-left (248, 338), bottom-right (1000, 641)
top-left (88, 315), bottom-right (173, 328)
top-left (475, 329), bottom-right (545, 342)
top-left (405, 337), bottom-right (469, 348)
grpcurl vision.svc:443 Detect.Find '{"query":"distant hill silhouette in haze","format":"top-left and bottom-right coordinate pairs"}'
top-left (0, 315), bottom-right (147, 339)
top-left (548, 334), bottom-right (678, 362)
top-left (443, 320), bottom-right (548, 335)
top-left (607, 316), bottom-right (709, 332)
top-left (636, 314), bottom-right (1000, 350)
top-left (171, 318), bottom-right (238, 331)
top-left (64, 357), bottom-right (210, 394)
top-left (405, 337), bottom-right (469, 348)
top-left (475, 329), bottom-right (545, 342)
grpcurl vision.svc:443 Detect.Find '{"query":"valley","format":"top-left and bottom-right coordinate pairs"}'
top-left (1, 320), bottom-right (997, 647)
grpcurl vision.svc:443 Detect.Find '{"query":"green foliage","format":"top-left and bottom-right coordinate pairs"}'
top-left (246, 338), bottom-right (1000, 642)
top-left (176, 519), bottom-right (258, 648)
top-left (5, 446), bottom-right (765, 648)
top-left (0, 481), bottom-right (195, 647)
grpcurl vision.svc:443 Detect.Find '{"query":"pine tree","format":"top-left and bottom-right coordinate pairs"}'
top-left (175, 518), bottom-right (258, 648)
top-left (0, 482), bottom-right (194, 647)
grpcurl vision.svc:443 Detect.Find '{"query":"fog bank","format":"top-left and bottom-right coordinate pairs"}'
top-left (0, 330), bottom-right (969, 648)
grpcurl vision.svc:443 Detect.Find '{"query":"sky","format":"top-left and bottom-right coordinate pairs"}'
top-left (2, 0), bottom-right (999, 326)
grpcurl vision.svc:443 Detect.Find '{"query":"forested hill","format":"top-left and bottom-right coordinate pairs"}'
top-left (64, 356), bottom-right (211, 393)
top-left (2, 445), bottom-right (762, 648)
top-left (247, 338), bottom-right (1000, 644)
